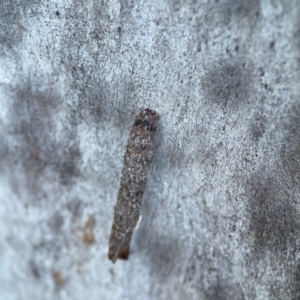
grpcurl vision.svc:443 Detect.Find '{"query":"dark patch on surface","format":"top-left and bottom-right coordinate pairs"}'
top-left (58, 147), bottom-right (81, 185)
top-left (293, 9), bottom-right (300, 70)
top-left (280, 103), bottom-right (300, 185)
top-left (292, 263), bottom-right (300, 298)
top-left (0, 3), bottom-right (22, 49)
top-left (0, 0), bottom-right (41, 50)
top-left (144, 235), bottom-right (179, 280)
top-left (209, 0), bottom-right (261, 30)
top-left (8, 86), bottom-right (81, 189)
top-left (55, 10), bottom-right (60, 17)
top-left (117, 26), bottom-right (122, 35)
top-left (294, 264), bottom-right (300, 282)
top-left (228, 0), bottom-right (261, 22)
top-left (135, 219), bottom-right (180, 281)
top-left (259, 67), bottom-right (265, 76)
top-left (249, 112), bottom-right (266, 141)
top-left (204, 281), bottom-right (245, 300)
top-left (202, 61), bottom-right (252, 110)
top-left (269, 40), bottom-right (275, 49)
top-left (168, 0), bottom-right (260, 37)
top-left (61, 0), bottom-right (130, 126)
top-left (29, 260), bottom-right (41, 279)
top-left (247, 172), bottom-right (300, 253)
top-left (184, 243), bottom-right (246, 299)
top-left (246, 104), bottom-right (300, 255)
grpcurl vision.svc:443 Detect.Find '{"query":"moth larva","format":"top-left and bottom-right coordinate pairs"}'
top-left (108, 109), bottom-right (159, 263)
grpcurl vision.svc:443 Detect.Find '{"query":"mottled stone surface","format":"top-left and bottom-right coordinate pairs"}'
top-left (1, 0), bottom-right (300, 299)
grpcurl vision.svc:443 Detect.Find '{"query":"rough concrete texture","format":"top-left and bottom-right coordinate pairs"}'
top-left (1, 0), bottom-right (300, 299)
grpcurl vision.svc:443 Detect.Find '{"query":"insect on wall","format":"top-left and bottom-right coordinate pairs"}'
top-left (108, 109), bottom-right (159, 263)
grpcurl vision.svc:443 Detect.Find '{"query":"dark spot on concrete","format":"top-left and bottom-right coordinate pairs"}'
top-left (292, 263), bottom-right (300, 296)
top-left (247, 173), bottom-right (300, 253)
top-left (280, 102), bottom-right (300, 184)
top-left (259, 67), bottom-right (265, 76)
top-left (247, 104), bottom-right (300, 252)
top-left (249, 113), bottom-right (266, 141)
top-left (216, 0), bottom-right (260, 31)
top-left (184, 243), bottom-right (246, 299)
top-left (202, 61), bottom-right (252, 110)
top-left (269, 40), bottom-right (275, 49)
top-left (55, 11), bottom-right (60, 16)
top-left (246, 103), bottom-right (300, 296)
top-left (294, 264), bottom-right (300, 282)
top-left (197, 43), bottom-right (201, 52)
top-left (232, 223), bottom-right (236, 232)
top-left (7, 86), bottom-right (81, 190)
top-left (204, 281), bottom-right (245, 300)
top-left (30, 260), bottom-right (40, 279)
top-left (235, 45), bottom-right (239, 52)
top-left (231, 0), bottom-right (260, 19)
top-left (0, 0), bottom-right (40, 49)
top-left (292, 15), bottom-right (300, 72)
top-left (58, 147), bottom-right (81, 185)
top-left (135, 219), bottom-right (180, 281)
top-left (146, 236), bottom-right (179, 280)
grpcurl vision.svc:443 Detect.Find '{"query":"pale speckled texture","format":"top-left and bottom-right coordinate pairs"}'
top-left (1, 0), bottom-right (300, 299)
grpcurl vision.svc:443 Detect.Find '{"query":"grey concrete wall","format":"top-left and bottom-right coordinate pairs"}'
top-left (1, 0), bottom-right (300, 299)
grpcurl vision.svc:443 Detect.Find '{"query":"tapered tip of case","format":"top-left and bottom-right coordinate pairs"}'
top-left (118, 246), bottom-right (130, 260)
top-left (108, 246), bottom-right (130, 263)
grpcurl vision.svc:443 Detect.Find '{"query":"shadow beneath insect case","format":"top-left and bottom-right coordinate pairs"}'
top-left (133, 189), bottom-right (183, 281)
top-left (134, 222), bottom-right (181, 281)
